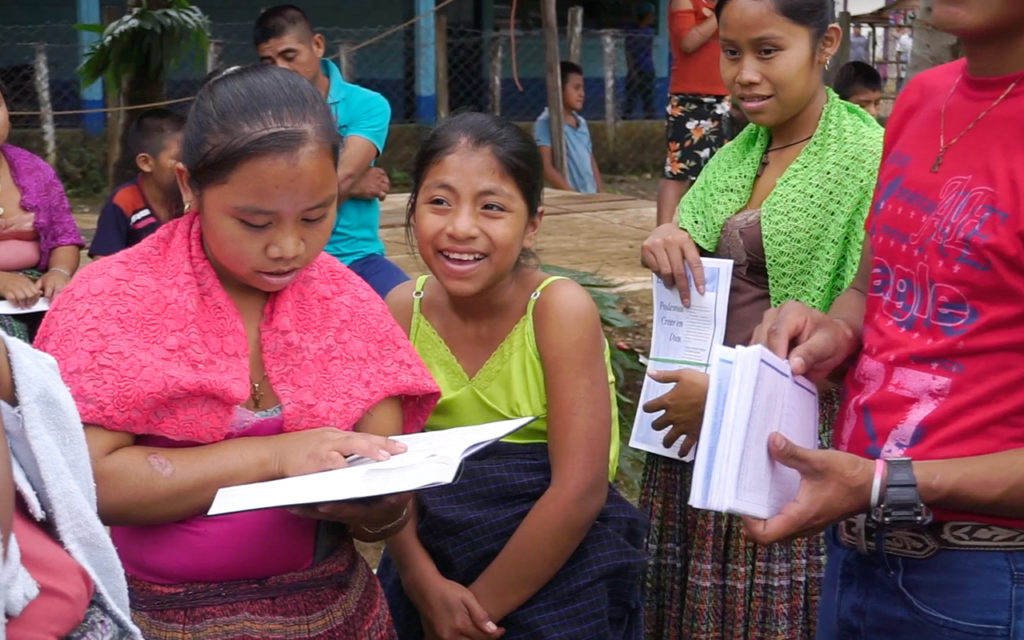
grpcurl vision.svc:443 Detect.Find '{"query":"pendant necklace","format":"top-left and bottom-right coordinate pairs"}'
top-left (757, 134), bottom-right (814, 177)
top-left (932, 73), bottom-right (1021, 173)
top-left (250, 372), bottom-right (269, 410)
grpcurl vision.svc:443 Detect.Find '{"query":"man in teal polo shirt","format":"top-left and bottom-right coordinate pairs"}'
top-left (254, 4), bottom-right (408, 297)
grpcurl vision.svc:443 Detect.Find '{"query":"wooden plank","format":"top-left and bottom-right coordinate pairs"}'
top-left (547, 199), bottom-right (656, 214)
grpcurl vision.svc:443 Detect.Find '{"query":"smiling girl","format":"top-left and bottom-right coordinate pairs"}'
top-left (638, 0), bottom-right (883, 637)
top-left (376, 112), bottom-right (647, 640)
top-left (34, 65), bottom-right (439, 639)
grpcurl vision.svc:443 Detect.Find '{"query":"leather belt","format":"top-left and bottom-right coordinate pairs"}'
top-left (838, 514), bottom-right (1024, 559)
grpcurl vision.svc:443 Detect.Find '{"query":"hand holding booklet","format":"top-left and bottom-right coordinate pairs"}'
top-left (689, 344), bottom-right (818, 519)
top-left (629, 260), bottom-right (733, 460)
top-left (207, 417), bottom-right (534, 516)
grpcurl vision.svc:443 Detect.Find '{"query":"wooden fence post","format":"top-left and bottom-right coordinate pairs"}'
top-left (489, 32), bottom-right (504, 116)
top-left (602, 31), bottom-right (617, 159)
top-left (339, 43), bottom-right (355, 81)
top-left (207, 39), bottom-right (223, 74)
top-left (541, 0), bottom-right (566, 177)
top-left (436, 12), bottom-right (449, 119)
top-left (33, 44), bottom-right (57, 167)
top-left (567, 6), bottom-right (583, 65)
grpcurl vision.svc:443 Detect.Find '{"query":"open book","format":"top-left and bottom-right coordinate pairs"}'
top-left (207, 417), bottom-right (535, 516)
top-left (0, 298), bottom-right (50, 315)
top-left (629, 260), bottom-right (733, 460)
top-left (689, 345), bottom-right (818, 519)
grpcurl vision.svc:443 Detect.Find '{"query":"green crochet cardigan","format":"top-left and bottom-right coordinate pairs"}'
top-left (678, 88), bottom-right (884, 312)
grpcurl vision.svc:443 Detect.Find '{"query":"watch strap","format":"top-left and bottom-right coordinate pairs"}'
top-left (871, 457), bottom-right (933, 526)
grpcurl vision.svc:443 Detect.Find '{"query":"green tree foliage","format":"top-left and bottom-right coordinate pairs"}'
top-left (76, 1), bottom-right (210, 186)
top-left (77, 0), bottom-right (210, 102)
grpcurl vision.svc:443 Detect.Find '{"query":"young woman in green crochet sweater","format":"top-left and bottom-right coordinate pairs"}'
top-left (637, 0), bottom-right (883, 638)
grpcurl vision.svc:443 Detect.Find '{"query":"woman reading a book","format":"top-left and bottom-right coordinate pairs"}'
top-left (747, 1), bottom-right (1024, 637)
top-left (33, 65), bottom-right (439, 639)
top-left (637, 0), bottom-right (883, 637)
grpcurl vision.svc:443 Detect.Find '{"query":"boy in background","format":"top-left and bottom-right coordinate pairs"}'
top-left (534, 61), bottom-right (604, 194)
top-left (833, 61), bottom-right (883, 120)
top-left (253, 4), bottom-right (408, 298)
top-left (89, 109), bottom-right (184, 258)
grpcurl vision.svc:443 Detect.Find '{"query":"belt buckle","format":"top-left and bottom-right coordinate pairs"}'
top-left (839, 516), bottom-right (876, 554)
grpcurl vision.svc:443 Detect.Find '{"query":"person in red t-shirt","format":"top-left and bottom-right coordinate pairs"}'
top-left (747, 1), bottom-right (1024, 637)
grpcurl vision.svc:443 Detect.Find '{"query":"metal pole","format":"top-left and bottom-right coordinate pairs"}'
top-left (414, 0), bottom-right (438, 124)
top-left (77, 0), bottom-right (104, 134)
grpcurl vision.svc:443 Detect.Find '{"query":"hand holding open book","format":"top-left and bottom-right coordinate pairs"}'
top-left (208, 417), bottom-right (534, 516)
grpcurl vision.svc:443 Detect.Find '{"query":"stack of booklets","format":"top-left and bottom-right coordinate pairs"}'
top-left (689, 344), bottom-right (819, 519)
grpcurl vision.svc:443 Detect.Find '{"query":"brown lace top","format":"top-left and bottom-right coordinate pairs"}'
top-left (710, 208), bottom-right (771, 347)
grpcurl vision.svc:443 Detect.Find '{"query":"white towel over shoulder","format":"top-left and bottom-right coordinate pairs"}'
top-left (0, 331), bottom-right (141, 638)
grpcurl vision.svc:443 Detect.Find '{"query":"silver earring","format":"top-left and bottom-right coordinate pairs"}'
top-left (825, 57), bottom-right (833, 70)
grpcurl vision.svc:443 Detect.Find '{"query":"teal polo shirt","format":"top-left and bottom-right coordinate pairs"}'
top-left (321, 59), bottom-right (390, 265)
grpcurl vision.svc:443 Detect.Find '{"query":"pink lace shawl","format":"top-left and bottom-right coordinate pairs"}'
top-left (34, 212), bottom-right (439, 443)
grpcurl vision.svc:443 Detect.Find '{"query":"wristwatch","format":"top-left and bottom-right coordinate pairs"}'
top-left (871, 457), bottom-right (933, 527)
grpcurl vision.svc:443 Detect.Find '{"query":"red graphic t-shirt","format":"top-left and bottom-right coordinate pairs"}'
top-left (837, 60), bottom-right (1024, 526)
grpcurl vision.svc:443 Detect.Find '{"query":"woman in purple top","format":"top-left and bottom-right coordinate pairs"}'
top-left (0, 83), bottom-right (84, 341)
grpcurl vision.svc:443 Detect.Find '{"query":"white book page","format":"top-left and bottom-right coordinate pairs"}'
top-left (769, 376), bottom-right (819, 508)
top-left (630, 259), bottom-right (733, 460)
top-left (208, 417), bottom-right (534, 516)
top-left (718, 345), bottom-right (759, 507)
top-left (689, 345), bottom-right (735, 511)
top-left (729, 347), bottom-right (818, 519)
top-left (0, 298), bottom-right (49, 315)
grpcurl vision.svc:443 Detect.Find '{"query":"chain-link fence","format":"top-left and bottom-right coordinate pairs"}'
top-left (1, 21), bottom-right (668, 194)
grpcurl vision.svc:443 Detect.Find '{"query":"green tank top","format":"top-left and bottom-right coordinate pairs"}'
top-left (410, 274), bottom-right (621, 479)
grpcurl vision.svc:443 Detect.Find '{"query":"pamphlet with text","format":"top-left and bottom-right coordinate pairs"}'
top-left (629, 259), bottom-right (733, 460)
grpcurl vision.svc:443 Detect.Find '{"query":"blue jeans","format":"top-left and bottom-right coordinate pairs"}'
top-left (346, 254), bottom-right (409, 299)
top-left (818, 526), bottom-right (1024, 639)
